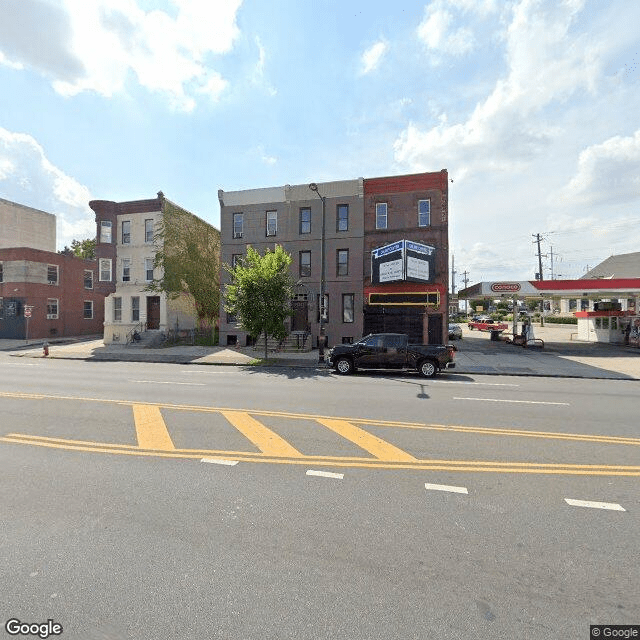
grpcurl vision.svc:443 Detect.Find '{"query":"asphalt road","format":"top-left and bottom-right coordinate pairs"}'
top-left (1, 357), bottom-right (638, 640)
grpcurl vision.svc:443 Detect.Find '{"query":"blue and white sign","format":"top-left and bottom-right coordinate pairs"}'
top-left (371, 240), bottom-right (436, 285)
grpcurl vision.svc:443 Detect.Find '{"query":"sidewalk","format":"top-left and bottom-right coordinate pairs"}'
top-left (1, 324), bottom-right (639, 380)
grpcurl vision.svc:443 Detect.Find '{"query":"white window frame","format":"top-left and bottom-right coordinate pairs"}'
top-left (376, 203), bottom-right (387, 230)
top-left (145, 219), bottom-right (154, 243)
top-left (83, 300), bottom-right (93, 319)
top-left (46, 298), bottom-right (59, 320)
top-left (342, 293), bottom-right (354, 323)
top-left (99, 258), bottom-right (112, 282)
top-left (113, 297), bottom-right (122, 322)
top-left (131, 296), bottom-right (140, 322)
top-left (418, 199), bottom-right (431, 227)
top-left (47, 264), bottom-right (59, 285)
top-left (100, 220), bottom-right (112, 243)
top-left (266, 211), bottom-right (277, 237)
top-left (145, 258), bottom-right (154, 282)
top-left (233, 213), bottom-right (243, 239)
top-left (122, 220), bottom-right (131, 244)
top-left (122, 258), bottom-right (131, 282)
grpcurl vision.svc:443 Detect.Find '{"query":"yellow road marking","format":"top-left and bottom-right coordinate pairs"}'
top-left (316, 418), bottom-right (416, 461)
top-left (220, 410), bottom-right (302, 457)
top-left (2, 433), bottom-right (640, 476)
top-left (132, 405), bottom-right (175, 451)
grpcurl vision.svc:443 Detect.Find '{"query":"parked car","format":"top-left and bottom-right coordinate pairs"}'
top-left (328, 333), bottom-right (455, 378)
top-left (448, 323), bottom-right (463, 340)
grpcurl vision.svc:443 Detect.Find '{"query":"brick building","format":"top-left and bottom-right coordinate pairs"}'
top-left (0, 247), bottom-right (104, 339)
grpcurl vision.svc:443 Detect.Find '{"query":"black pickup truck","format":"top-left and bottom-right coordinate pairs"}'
top-left (328, 333), bottom-right (455, 378)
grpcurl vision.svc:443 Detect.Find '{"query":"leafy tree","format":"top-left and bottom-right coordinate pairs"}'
top-left (223, 245), bottom-right (294, 360)
top-left (147, 201), bottom-right (221, 331)
top-left (59, 238), bottom-right (96, 259)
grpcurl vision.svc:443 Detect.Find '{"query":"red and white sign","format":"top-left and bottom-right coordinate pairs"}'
top-left (24, 309), bottom-right (32, 318)
top-left (491, 282), bottom-right (521, 292)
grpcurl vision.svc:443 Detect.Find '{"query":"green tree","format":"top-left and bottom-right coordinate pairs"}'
top-left (223, 245), bottom-right (294, 360)
top-left (147, 201), bottom-right (221, 332)
top-left (59, 238), bottom-right (96, 259)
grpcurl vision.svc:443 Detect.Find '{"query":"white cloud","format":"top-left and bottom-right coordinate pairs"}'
top-left (0, 0), bottom-right (242, 111)
top-left (561, 130), bottom-right (640, 206)
top-left (417, 2), bottom-right (475, 57)
top-left (0, 127), bottom-right (95, 249)
top-left (253, 36), bottom-right (277, 97)
top-left (396, 0), bottom-right (597, 177)
top-left (360, 40), bottom-right (389, 75)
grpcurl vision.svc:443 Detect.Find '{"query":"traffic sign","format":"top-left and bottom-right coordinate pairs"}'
top-left (24, 309), bottom-right (32, 318)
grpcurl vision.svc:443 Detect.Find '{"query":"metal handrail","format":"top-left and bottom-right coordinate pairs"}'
top-left (126, 322), bottom-right (147, 345)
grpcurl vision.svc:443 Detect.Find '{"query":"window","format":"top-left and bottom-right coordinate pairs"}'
top-left (342, 294), bottom-right (354, 323)
top-left (0, 297), bottom-right (3, 319)
top-left (47, 265), bottom-right (58, 285)
top-left (122, 258), bottom-right (131, 282)
top-left (231, 254), bottom-right (243, 268)
top-left (100, 220), bottom-right (112, 243)
top-left (376, 203), bottom-right (387, 229)
top-left (337, 249), bottom-right (349, 276)
top-left (84, 270), bottom-right (93, 289)
top-left (317, 294), bottom-right (329, 323)
top-left (0, 262), bottom-right (3, 282)
top-left (113, 297), bottom-right (122, 322)
top-left (46, 298), bottom-right (58, 319)
top-left (299, 251), bottom-right (311, 277)
top-left (337, 204), bottom-right (349, 231)
top-left (300, 207), bottom-right (311, 234)
top-left (122, 220), bottom-right (131, 244)
top-left (266, 211), bottom-right (277, 237)
top-left (83, 301), bottom-right (93, 319)
top-left (99, 258), bottom-right (112, 282)
top-left (131, 296), bottom-right (140, 322)
top-left (227, 312), bottom-right (237, 324)
top-left (145, 258), bottom-right (154, 282)
top-left (418, 199), bottom-right (430, 227)
top-left (145, 219), bottom-right (154, 243)
top-left (233, 213), bottom-right (243, 239)
top-left (342, 336), bottom-right (354, 344)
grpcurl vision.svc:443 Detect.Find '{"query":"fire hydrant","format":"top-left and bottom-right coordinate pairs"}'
top-left (42, 341), bottom-right (49, 357)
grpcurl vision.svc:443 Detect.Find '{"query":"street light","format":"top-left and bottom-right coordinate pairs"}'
top-left (309, 182), bottom-right (327, 363)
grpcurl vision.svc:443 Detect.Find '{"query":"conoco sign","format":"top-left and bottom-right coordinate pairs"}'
top-left (491, 282), bottom-right (521, 292)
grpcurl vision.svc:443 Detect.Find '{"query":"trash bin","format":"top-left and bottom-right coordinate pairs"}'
top-left (490, 330), bottom-right (501, 341)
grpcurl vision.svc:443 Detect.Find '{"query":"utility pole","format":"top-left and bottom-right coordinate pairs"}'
top-left (532, 233), bottom-right (544, 280)
top-left (461, 270), bottom-right (470, 314)
top-left (451, 254), bottom-right (456, 295)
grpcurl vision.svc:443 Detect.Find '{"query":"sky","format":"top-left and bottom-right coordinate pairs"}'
top-left (0, 0), bottom-right (639, 286)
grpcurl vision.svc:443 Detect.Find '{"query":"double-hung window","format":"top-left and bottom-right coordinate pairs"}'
top-left (337, 204), bottom-right (349, 231)
top-left (145, 258), bottom-right (154, 282)
top-left (122, 258), bottom-right (131, 282)
top-left (131, 296), bottom-right (140, 322)
top-left (122, 220), bottom-right (131, 244)
top-left (233, 213), bottom-right (243, 239)
top-left (100, 220), bottom-right (112, 243)
top-left (113, 297), bottom-right (122, 322)
top-left (145, 219), bottom-right (154, 243)
top-left (342, 294), bottom-right (354, 323)
top-left (299, 251), bottom-right (311, 277)
top-left (47, 265), bottom-right (58, 285)
top-left (337, 249), bottom-right (349, 276)
top-left (376, 203), bottom-right (387, 229)
top-left (99, 259), bottom-right (112, 282)
top-left (47, 298), bottom-right (59, 319)
top-left (83, 301), bottom-right (93, 319)
top-left (418, 199), bottom-right (430, 227)
top-left (84, 270), bottom-right (93, 289)
top-left (0, 262), bottom-right (3, 282)
top-left (231, 254), bottom-right (243, 268)
top-left (300, 208), bottom-right (311, 234)
top-left (266, 211), bottom-right (277, 237)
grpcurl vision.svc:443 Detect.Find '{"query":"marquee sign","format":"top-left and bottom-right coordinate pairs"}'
top-left (371, 240), bottom-right (436, 285)
top-left (491, 282), bottom-right (521, 293)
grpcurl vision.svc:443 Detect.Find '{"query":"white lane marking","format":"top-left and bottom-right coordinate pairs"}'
top-left (128, 380), bottom-right (206, 386)
top-left (201, 458), bottom-right (239, 466)
top-left (425, 482), bottom-right (468, 494)
top-left (3, 362), bottom-right (38, 366)
top-left (306, 470), bottom-right (344, 480)
top-left (564, 498), bottom-right (626, 511)
top-left (434, 381), bottom-right (519, 387)
top-left (453, 397), bottom-right (569, 406)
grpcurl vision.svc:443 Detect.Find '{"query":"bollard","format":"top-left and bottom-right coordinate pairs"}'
top-left (42, 341), bottom-right (49, 357)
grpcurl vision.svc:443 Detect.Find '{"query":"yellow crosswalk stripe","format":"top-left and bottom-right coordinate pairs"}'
top-left (133, 404), bottom-right (175, 451)
top-left (221, 410), bottom-right (302, 457)
top-left (316, 418), bottom-right (416, 462)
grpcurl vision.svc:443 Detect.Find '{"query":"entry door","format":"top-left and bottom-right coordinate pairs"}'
top-left (427, 314), bottom-right (443, 345)
top-left (291, 300), bottom-right (309, 332)
top-left (146, 296), bottom-right (160, 330)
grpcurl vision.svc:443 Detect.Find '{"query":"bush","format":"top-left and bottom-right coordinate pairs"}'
top-left (543, 316), bottom-right (577, 325)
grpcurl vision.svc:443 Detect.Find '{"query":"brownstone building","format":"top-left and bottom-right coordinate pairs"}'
top-left (0, 247), bottom-right (105, 339)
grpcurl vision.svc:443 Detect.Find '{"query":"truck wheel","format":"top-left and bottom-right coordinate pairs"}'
top-left (418, 359), bottom-right (437, 378)
top-left (335, 357), bottom-right (354, 375)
